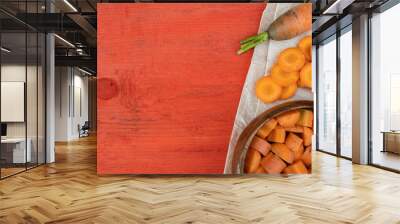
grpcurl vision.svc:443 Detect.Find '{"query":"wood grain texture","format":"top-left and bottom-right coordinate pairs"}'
top-left (1, 136), bottom-right (400, 223)
top-left (97, 4), bottom-right (266, 174)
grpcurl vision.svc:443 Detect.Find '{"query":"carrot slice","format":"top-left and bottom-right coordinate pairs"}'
top-left (257, 118), bottom-right (278, 139)
top-left (298, 36), bottom-right (312, 61)
top-left (296, 109), bottom-right (313, 128)
top-left (270, 64), bottom-right (299, 87)
top-left (276, 110), bottom-right (300, 128)
top-left (283, 160), bottom-right (308, 174)
top-left (302, 146), bottom-right (312, 167)
top-left (285, 125), bottom-right (304, 133)
top-left (255, 76), bottom-right (282, 103)
top-left (277, 48), bottom-right (306, 72)
top-left (255, 165), bottom-right (267, 174)
top-left (292, 144), bottom-right (304, 161)
top-left (299, 63), bottom-right (312, 88)
top-left (285, 133), bottom-right (303, 151)
top-left (280, 83), bottom-right (297, 100)
top-left (271, 143), bottom-right (294, 164)
top-left (267, 126), bottom-right (286, 143)
top-left (303, 127), bottom-right (312, 146)
top-left (260, 153), bottom-right (287, 174)
top-left (250, 136), bottom-right (271, 156)
top-left (245, 149), bottom-right (261, 173)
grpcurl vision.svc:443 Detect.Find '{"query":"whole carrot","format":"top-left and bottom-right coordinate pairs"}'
top-left (238, 3), bottom-right (311, 55)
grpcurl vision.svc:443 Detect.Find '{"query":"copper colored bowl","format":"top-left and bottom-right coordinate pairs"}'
top-left (230, 100), bottom-right (313, 174)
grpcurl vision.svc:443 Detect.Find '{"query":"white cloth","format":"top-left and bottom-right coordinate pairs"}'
top-left (224, 3), bottom-right (313, 173)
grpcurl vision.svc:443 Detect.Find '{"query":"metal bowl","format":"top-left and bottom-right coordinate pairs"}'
top-left (230, 100), bottom-right (313, 174)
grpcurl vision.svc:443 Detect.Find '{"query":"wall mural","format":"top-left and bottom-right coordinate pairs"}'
top-left (97, 3), bottom-right (313, 174)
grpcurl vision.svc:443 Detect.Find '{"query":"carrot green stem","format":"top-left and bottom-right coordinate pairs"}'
top-left (237, 38), bottom-right (264, 55)
top-left (237, 32), bottom-right (269, 55)
top-left (240, 34), bottom-right (260, 45)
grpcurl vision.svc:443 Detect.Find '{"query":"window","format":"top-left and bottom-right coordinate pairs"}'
top-left (317, 37), bottom-right (337, 154)
top-left (339, 29), bottom-right (352, 158)
top-left (370, 3), bottom-right (400, 171)
top-left (0, 1), bottom-right (47, 179)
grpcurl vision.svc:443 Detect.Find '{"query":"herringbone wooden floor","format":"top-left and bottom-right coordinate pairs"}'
top-left (1, 136), bottom-right (400, 224)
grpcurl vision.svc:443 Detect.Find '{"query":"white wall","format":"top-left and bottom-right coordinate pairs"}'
top-left (54, 67), bottom-right (89, 141)
top-left (1, 63), bottom-right (46, 163)
top-left (1, 65), bottom-right (27, 140)
top-left (1, 64), bottom-right (41, 137)
top-left (55, 67), bottom-right (70, 141)
top-left (72, 73), bottom-right (89, 138)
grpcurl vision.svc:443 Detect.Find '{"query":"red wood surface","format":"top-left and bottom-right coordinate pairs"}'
top-left (97, 3), bottom-right (265, 174)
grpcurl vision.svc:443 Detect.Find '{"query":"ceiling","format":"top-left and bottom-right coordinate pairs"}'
top-left (312, 0), bottom-right (393, 44)
top-left (1, 0), bottom-right (396, 73)
top-left (0, 0), bottom-right (98, 73)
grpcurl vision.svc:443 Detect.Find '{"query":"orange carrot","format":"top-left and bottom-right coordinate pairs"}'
top-left (250, 136), bottom-right (271, 156)
top-left (261, 153), bottom-right (287, 174)
top-left (267, 126), bottom-right (286, 143)
top-left (303, 127), bottom-right (313, 146)
top-left (245, 149), bottom-right (261, 173)
top-left (299, 63), bottom-right (312, 88)
top-left (280, 83), bottom-right (297, 100)
top-left (298, 36), bottom-right (312, 61)
top-left (285, 125), bottom-right (304, 133)
top-left (270, 64), bottom-right (299, 87)
top-left (271, 143), bottom-right (294, 164)
top-left (255, 76), bottom-right (282, 103)
top-left (238, 4), bottom-right (312, 54)
top-left (283, 161), bottom-right (308, 174)
top-left (285, 133), bottom-right (303, 151)
top-left (257, 118), bottom-right (278, 139)
top-left (292, 144), bottom-right (304, 162)
top-left (276, 110), bottom-right (301, 128)
top-left (302, 146), bottom-right (312, 167)
top-left (296, 109), bottom-right (313, 128)
top-left (255, 165), bottom-right (267, 174)
top-left (278, 48), bottom-right (306, 72)
top-left (268, 4), bottom-right (312, 41)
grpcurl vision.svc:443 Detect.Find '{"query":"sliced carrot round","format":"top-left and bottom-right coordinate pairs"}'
top-left (283, 161), bottom-right (308, 174)
top-left (270, 64), bottom-right (299, 87)
top-left (255, 76), bottom-right (282, 103)
top-left (257, 118), bottom-right (278, 139)
top-left (255, 165), bottom-right (267, 174)
top-left (260, 153), bottom-right (286, 174)
top-left (277, 48), bottom-right (306, 72)
top-left (267, 125), bottom-right (286, 143)
top-left (271, 143), bottom-right (294, 164)
top-left (292, 144), bottom-right (304, 162)
top-left (298, 36), bottom-right (312, 61)
top-left (299, 63), bottom-right (312, 88)
top-left (280, 83), bottom-right (297, 99)
top-left (301, 146), bottom-right (312, 167)
top-left (245, 149), bottom-right (261, 173)
top-left (276, 110), bottom-right (300, 128)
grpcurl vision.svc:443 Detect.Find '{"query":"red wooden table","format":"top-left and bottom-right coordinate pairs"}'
top-left (97, 3), bottom-right (265, 174)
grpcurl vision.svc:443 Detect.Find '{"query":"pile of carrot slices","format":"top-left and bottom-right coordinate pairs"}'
top-left (255, 36), bottom-right (312, 103)
top-left (245, 109), bottom-right (313, 174)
